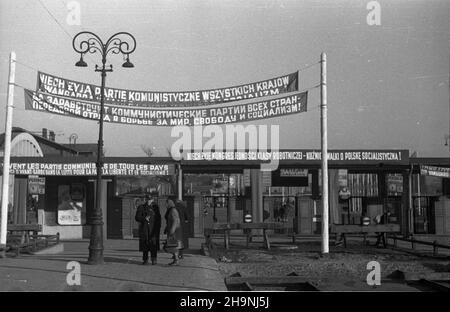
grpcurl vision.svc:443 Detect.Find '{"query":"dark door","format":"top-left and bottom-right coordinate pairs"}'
top-left (107, 182), bottom-right (122, 239)
top-left (184, 197), bottom-right (195, 238)
top-left (413, 197), bottom-right (435, 234)
top-left (181, 198), bottom-right (195, 249)
top-left (298, 198), bottom-right (313, 234)
top-left (13, 177), bottom-right (28, 224)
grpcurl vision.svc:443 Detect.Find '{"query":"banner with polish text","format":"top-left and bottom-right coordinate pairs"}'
top-left (36, 71), bottom-right (299, 107)
top-left (420, 165), bottom-right (450, 178)
top-left (24, 89), bottom-right (308, 127)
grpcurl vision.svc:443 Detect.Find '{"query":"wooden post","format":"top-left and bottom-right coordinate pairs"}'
top-left (320, 52), bottom-right (329, 254)
top-left (1, 52), bottom-right (16, 258)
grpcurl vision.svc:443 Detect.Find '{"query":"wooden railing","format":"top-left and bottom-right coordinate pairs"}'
top-left (6, 224), bottom-right (59, 256)
top-left (387, 234), bottom-right (450, 256)
top-left (204, 222), bottom-right (293, 250)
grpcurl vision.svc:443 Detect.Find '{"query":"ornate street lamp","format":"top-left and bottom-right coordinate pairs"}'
top-left (72, 32), bottom-right (136, 264)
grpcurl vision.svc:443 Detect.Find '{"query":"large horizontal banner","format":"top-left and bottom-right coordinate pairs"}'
top-left (36, 71), bottom-right (299, 107)
top-left (420, 165), bottom-right (450, 178)
top-left (5, 162), bottom-right (171, 176)
top-left (183, 150), bottom-right (409, 164)
top-left (25, 89), bottom-right (308, 126)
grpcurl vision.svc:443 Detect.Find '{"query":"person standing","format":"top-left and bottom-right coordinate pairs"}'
top-left (374, 211), bottom-right (391, 248)
top-left (175, 199), bottom-right (189, 259)
top-left (135, 195), bottom-right (161, 265)
top-left (164, 199), bottom-right (183, 265)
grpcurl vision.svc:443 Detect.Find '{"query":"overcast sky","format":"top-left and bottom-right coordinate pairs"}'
top-left (1, 0), bottom-right (449, 157)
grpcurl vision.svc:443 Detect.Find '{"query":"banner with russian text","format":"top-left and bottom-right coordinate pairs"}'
top-left (36, 71), bottom-right (299, 107)
top-left (24, 89), bottom-right (308, 127)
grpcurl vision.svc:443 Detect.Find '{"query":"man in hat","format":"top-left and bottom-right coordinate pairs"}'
top-left (135, 195), bottom-right (161, 265)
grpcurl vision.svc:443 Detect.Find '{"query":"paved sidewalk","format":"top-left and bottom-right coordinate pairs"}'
top-left (0, 238), bottom-right (227, 291)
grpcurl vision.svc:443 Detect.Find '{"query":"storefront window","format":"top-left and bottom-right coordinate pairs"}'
top-left (57, 184), bottom-right (86, 225)
top-left (115, 176), bottom-right (175, 197)
top-left (184, 173), bottom-right (245, 196)
top-left (412, 174), bottom-right (443, 196)
top-left (347, 173), bottom-right (378, 197)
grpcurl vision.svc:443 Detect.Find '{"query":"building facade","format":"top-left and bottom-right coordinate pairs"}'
top-left (1, 131), bottom-right (449, 239)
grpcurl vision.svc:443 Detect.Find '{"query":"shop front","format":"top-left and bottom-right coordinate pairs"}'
top-left (180, 149), bottom-right (412, 236)
top-left (410, 161), bottom-right (450, 235)
top-left (5, 149), bottom-right (449, 240)
top-left (4, 157), bottom-right (176, 239)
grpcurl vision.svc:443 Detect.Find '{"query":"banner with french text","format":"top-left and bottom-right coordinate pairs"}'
top-left (36, 71), bottom-right (299, 107)
top-left (24, 89), bottom-right (308, 126)
top-left (2, 162), bottom-right (172, 176)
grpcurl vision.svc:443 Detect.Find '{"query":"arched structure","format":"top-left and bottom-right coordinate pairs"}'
top-left (10, 132), bottom-right (44, 157)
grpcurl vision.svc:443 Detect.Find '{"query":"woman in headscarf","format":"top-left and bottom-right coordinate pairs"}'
top-left (164, 198), bottom-right (184, 265)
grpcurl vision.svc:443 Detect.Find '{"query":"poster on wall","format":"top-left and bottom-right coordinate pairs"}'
top-left (28, 175), bottom-right (45, 194)
top-left (36, 71), bottom-right (299, 107)
top-left (57, 185), bottom-right (83, 225)
top-left (337, 169), bottom-right (348, 188)
top-left (387, 174), bottom-right (403, 196)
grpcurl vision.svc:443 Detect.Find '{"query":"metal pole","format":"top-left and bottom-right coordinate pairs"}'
top-left (408, 168), bottom-right (413, 236)
top-left (320, 52), bottom-right (329, 254)
top-left (177, 163), bottom-right (182, 201)
top-left (0, 52), bottom-right (16, 257)
top-left (88, 62), bottom-right (107, 265)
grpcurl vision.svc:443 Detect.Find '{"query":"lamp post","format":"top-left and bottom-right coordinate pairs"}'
top-left (72, 32), bottom-right (136, 264)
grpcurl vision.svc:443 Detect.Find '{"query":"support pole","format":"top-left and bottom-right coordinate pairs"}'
top-left (88, 64), bottom-right (108, 265)
top-left (1, 52), bottom-right (16, 258)
top-left (177, 163), bottom-right (182, 201)
top-left (320, 52), bottom-right (329, 254)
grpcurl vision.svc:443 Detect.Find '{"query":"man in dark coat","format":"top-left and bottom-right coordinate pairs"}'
top-left (135, 196), bottom-right (161, 265)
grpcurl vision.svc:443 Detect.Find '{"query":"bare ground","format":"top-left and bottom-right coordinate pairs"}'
top-left (207, 237), bottom-right (450, 291)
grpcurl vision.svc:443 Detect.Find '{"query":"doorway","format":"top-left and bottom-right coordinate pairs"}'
top-left (107, 181), bottom-right (122, 239)
top-left (413, 196), bottom-right (435, 234)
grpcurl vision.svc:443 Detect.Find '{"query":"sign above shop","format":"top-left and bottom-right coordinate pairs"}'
top-left (279, 168), bottom-right (308, 177)
top-left (183, 150), bottom-right (409, 164)
top-left (4, 162), bottom-right (173, 176)
top-left (271, 168), bottom-right (309, 187)
top-left (420, 165), bottom-right (450, 178)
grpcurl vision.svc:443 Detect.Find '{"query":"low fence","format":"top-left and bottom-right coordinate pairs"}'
top-left (387, 234), bottom-right (450, 256)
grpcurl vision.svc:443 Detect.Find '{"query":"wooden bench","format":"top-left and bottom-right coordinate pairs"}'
top-left (204, 222), bottom-right (292, 250)
top-left (6, 224), bottom-right (59, 256)
top-left (330, 224), bottom-right (401, 248)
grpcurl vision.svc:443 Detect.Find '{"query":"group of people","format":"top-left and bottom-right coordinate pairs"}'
top-left (134, 195), bottom-right (188, 266)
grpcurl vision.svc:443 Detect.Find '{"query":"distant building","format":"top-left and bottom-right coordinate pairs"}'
top-left (61, 143), bottom-right (100, 157)
top-left (0, 127), bottom-right (78, 157)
